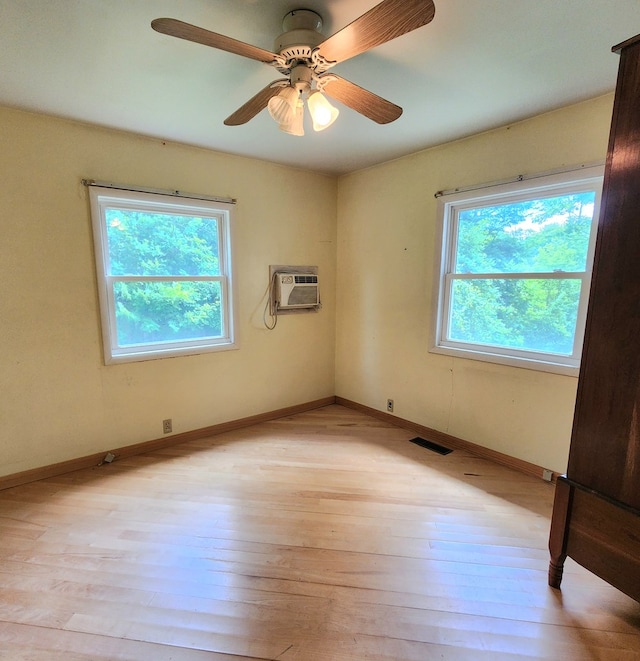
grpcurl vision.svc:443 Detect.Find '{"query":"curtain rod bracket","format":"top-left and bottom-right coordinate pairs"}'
top-left (82, 179), bottom-right (236, 205)
top-left (433, 162), bottom-right (603, 199)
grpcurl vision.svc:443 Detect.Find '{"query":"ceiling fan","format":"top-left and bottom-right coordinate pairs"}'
top-left (151, 0), bottom-right (436, 136)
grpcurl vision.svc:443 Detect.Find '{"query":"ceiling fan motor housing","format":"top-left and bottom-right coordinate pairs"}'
top-left (282, 9), bottom-right (322, 33)
top-left (274, 9), bottom-right (324, 59)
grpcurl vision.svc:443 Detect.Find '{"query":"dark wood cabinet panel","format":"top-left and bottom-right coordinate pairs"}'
top-left (548, 34), bottom-right (640, 600)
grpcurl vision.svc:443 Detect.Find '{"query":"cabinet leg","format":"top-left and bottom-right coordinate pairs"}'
top-left (548, 557), bottom-right (566, 589)
top-left (548, 477), bottom-right (573, 589)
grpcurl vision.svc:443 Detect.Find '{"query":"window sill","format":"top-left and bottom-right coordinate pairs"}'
top-left (429, 344), bottom-right (580, 377)
top-left (105, 340), bottom-right (238, 365)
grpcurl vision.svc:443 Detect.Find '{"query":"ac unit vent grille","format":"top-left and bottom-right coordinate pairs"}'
top-left (288, 286), bottom-right (319, 306)
top-left (274, 271), bottom-right (320, 310)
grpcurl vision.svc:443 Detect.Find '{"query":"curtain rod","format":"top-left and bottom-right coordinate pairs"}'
top-left (433, 161), bottom-right (604, 199)
top-left (82, 179), bottom-right (236, 205)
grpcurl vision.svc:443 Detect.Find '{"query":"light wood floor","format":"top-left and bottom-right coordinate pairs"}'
top-left (1, 404), bottom-right (639, 660)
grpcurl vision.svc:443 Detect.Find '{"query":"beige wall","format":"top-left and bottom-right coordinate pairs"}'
top-left (335, 94), bottom-right (614, 473)
top-left (1, 94), bottom-right (615, 479)
top-left (0, 107), bottom-right (337, 477)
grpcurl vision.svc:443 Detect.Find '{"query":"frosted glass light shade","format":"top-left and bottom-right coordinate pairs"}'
top-left (267, 87), bottom-right (299, 125)
top-left (279, 100), bottom-right (304, 136)
top-left (307, 91), bottom-right (339, 131)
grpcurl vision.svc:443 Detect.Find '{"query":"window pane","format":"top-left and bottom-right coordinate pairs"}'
top-left (449, 278), bottom-right (582, 355)
top-left (455, 192), bottom-right (595, 274)
top-left (105, 209), bottom-right (220, 276)
top-left (113, 281), bottom-right (223, 347)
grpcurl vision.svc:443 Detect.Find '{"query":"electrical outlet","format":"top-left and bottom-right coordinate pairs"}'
top-left (542, 468), bottom-right (553, 482)
top-left (162, 418), bottom-right (172, 434)
top-left (386, 399), bottom-right (394, 413)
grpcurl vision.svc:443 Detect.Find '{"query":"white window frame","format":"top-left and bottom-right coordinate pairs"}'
top-left (431, 166), bottom-right (604, 376)
top-left (89, 186), bottom-right (237, 364)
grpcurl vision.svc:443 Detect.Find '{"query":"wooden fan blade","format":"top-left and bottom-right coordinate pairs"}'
top-left (320, 75), bottom-right (402, 124)
top-left (151, 18), bottom-right (278, 64)
top-left (224, 81), bottom-right (288, 126)
top-left (316, 0), bottom-right (435, 65)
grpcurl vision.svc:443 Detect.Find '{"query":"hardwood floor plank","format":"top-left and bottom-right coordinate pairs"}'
top-left (0, 621), bottom-right (264, 660)
top-left (0, 405), bottom-right (638, 659)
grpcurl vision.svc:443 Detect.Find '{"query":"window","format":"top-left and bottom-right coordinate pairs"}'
top-left (431, 167), bottom-right (603, 375)
top-left (89, 186), bottom-right (236, 364)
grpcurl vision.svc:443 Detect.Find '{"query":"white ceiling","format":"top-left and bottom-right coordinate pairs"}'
top-left (2, 1), bottom-right (639, 175)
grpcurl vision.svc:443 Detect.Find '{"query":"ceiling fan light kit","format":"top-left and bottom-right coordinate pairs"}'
top-left (151, 0), bottom-right (436, 136)
top-left (267, 86), bottom-right (299, 125)
top-left (307, 90), bottom-right (339, 132)
top-left (279, 100), bottom-right (305, 137)
top-left (267, 61), bottom-right (339, 136)
top-left (268, 87), bottom-right (306, 136)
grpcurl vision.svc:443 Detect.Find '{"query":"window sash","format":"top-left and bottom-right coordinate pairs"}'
top-left (440, 274), bottom-right (590, 365)
top-left (431, 166), bottom-right (603, 375)
top-left (103, 207), bottom-right (225, 278)
top-left (106, 276), bottom-right (229, 351)
top-left (89, 186), bottom-right (236, 364)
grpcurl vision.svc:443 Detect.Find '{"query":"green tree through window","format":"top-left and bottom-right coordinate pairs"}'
top-left (106, 210), bottom-right (222, 346)
top-left (89, 187), bottom-right (235, 363)
top-left (432, 168), bottom-right (603, 374)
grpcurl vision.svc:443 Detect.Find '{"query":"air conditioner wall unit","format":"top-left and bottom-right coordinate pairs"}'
top-left (275, 272), bottom-right (319, 310)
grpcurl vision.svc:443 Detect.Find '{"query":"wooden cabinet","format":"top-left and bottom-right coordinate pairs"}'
top-left (548, 34), bottom-right (640, 602)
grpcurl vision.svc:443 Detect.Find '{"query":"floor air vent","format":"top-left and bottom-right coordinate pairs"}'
top-left (409, 437), bottom-right (453, 455)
